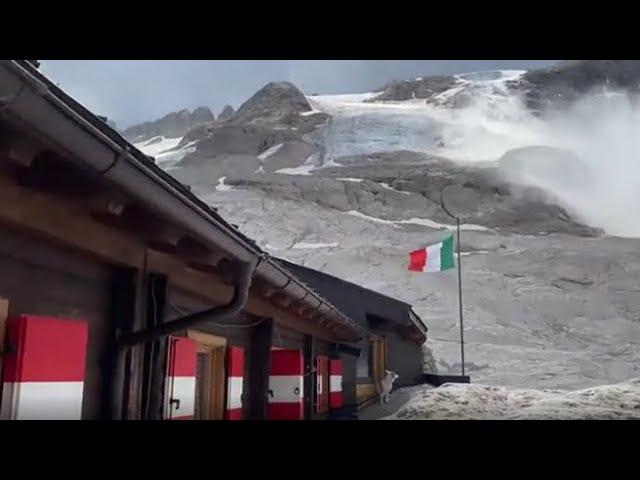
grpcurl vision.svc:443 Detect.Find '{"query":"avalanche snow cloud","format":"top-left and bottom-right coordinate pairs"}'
top-left (309, 71), bottom-right (640, 237)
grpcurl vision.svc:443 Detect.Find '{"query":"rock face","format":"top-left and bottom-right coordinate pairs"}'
top-left (225, 152), bottom-right (601, 237)
top-left (367, 75), bottom-right (458, 102)
top-left (510, 60), bottom-right (640, 113)
top-left (132, 65), bottom-right (640, 393)
top-left (228, 81), bottom-right (329, 133)
top-left (170, 81), bottom-right (330, 184)
top-left (122, 107), bottom-right (215, 143)
top-left (217, 105), bottom-right (235, 121)
top-left (199, 183), bottom-right (640, 392)
top-left (192, 106), bottom-right (216, 124)
top-left (367, 61), bottom-right (640, 114)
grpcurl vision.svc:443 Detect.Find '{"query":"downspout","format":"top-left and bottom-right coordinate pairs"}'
top-left (120, 259), bottom-right (257, 346)
top-left (111, 259), bottom-right (258, 419)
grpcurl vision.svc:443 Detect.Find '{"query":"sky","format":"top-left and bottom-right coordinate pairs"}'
top-left (39, 60), bottom-right (558, 129)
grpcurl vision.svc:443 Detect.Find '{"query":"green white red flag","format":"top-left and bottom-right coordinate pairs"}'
top-left (408, 235), bottom-right (456, 273)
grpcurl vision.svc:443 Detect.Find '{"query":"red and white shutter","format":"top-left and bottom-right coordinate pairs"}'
top-left (268, 349), bottom-right (303, 420)
top-left (316, 355), bottom-right (329, 414)
top-left (329, 359), bottom-right (343, 409)
top-left (165, 336), bottom-right (196, 420)
top-left (225, 346), bottom-right (244, 420)
top-left (1, 315), bottom-right (88, 420)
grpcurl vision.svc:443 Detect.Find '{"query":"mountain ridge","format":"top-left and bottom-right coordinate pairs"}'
top-left (130, 60), bottom-right (640, 392)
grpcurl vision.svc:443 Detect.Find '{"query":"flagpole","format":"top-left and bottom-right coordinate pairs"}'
top-left (440, 184), bottom-right (465, 378)
top-left (456, 217), bottom-right (465, 377)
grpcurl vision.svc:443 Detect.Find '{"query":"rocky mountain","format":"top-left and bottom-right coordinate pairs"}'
top-left (159, 82), bottom-right (328, 181)
top-left (134, 60), bottom-right (640, 396)
top-left (123, 106), bottom-right (215, 143)
top-left (366, 60), bottom-right (640, 114)
top-left (227, 81), bottom-right (330, 132)
top-left (514, 60), bottom-right (640, 112)
top-left (365, 75), bottom-right (458, 103)
top-left (217, 105), bottom-right (235, 121)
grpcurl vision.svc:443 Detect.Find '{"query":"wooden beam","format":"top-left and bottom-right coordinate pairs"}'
top-left (93, 203), bottom-right (185, 255)
top-left (303, 335), bottom-right (315, 420)
top-left (87, 191), bottom-right (129, 217)
top-left (15, 152), bottom-right (102, 196)
top-left (105, 267), bottom-right (139, 420)
top-left (145, 249), bottom-right (233, 305)
top-left (253, 280), bottom-right (281, 298)
top-left (0, 172), bottom-right (357, 343)
top-left (143, 273), bottom-right (169, 421)
top-left (271, 292), bottom-right (294, 309)
top-left (246, 318), bottom-right (272, 420)
top-left (0, 173), bottom-right (146, 268)
top-left (0, 297), bottom-right (9, 380)
top-left (175, 236), bottom-right (226, 274)
top-left (0, 132), bottom-right (43, 167)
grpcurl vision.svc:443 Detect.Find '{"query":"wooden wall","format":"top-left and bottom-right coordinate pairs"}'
top-left (0, 227), bottom-right (112, 419)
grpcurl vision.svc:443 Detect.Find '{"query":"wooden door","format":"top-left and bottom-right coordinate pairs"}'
top-left (188, 331), bottom-right (227, 420)
top-left (371, 336), bottom-right (387, 387)
top-left (316, 355), bottom-right (329, 414)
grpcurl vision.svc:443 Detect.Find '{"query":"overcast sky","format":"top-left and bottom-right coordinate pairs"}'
top-left (40, 60), bottom-right (558, 129)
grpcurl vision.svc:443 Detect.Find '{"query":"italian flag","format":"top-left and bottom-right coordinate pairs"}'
top-left (408, 235), bottom-right (456, 273)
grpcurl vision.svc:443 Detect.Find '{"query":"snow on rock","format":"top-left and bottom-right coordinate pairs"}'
top-left (305, 77), bottom-right (546, 164)
top-left (275, 164), bottom-right (316, 176)
top-left (292, 241), bottom-right (339, 249)
top-left (455, 69), bottom-right (527, 84)
top-left (215, 176), bottom-right (233, 192)
top-left (377, 182), bottom-right (411, 194)
top-left (306, 92), bottom-right (382, 108)
top-left (258, 143), bottom-right (284, 160)
top-left (386, 378), bottom-right (640, 420)
top-left (134, 136), bottom-right (183, 156)
top-left (274, 154), bottom-right (317, 176)
top-left (459, 250), bottom-right (491, 256)
top-left (135, 136), bottom-right (198, 168)
top-left (346, 210), bottom-right (489, 231)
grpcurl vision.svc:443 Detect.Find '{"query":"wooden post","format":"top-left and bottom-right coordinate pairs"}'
top-left (144, 273), bottom-right (169, 420)
top-left (246, 318), bottom-right (272, 420)
top-left (0, 297), bottom-right (9, 385)
top-left (303, 335), bottom-right (315, 420)
top-left (105, 268), bottom-right (140, 420)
